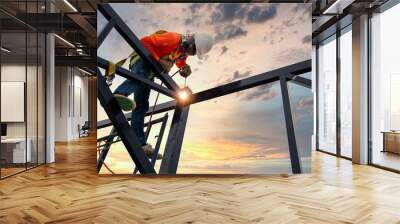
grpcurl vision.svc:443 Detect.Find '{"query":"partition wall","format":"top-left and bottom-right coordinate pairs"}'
top-left (0, 1), bottom-right (46, 179)
top-left (316, 25), bottom-right (352, 159)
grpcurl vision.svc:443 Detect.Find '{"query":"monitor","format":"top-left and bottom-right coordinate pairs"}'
top-left (1, 123), bottom-right (7, 137)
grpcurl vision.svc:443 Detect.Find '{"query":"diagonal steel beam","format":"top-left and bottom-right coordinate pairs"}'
top-left (159, 106), bottom-right (190, 174)
top-left (279, 76), bottom-right (302, 174)
top-left (97, 116), bottom-right (167, 172)
top-left (97, 128), bottom-right (115, 172)
top-left (97, 69), bottom-right (155, 174)
top-left (98, 57), bottom-right (177, 98)
top-left (98, 4), bottom-right (179, 91)
top-left (151, 114), bottom-right (169, 168)
top-left (133, 113), bottom-right (169, 174)
top-left (97, 19), bottom-right (115, 47)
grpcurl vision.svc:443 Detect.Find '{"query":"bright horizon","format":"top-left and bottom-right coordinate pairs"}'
top-left (97, 3), bottom-right (313, 174)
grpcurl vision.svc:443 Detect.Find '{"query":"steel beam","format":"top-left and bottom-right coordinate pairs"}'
top-left (152, 114), bottom-right (169, 167)
top-left (133, 113), bottom-right (169, 174)
top-left (96, 128), bottom-right (115, 172)
top-left (97, 114), bottom-right (166, 172)
top-left (159, 106), bottom-right (190, 174)
top-left (97, 19), bottom-right (115, 47)
top-left (67, 14), bottom-right (97, 38)
top-left (97, 101), bottom-right (176, 129)
top-left (98, 57), bottom-right (176, 98)
top-left (55, 56), bottom-right (96, 69)
top-left (98, 4), bottom-right (179, 91)
top-left (287, 76), bottom-right (312, 89)
top-left (97, 116), bottom-right (166, 142)
top-left (97, 69), bottom-right (155, 174)
top-left (97, 60), bottom-right (311, 130)
top-left (279, 76), bottom-right (302, 174)
top-left (191, 60), bottom-right (311, 104)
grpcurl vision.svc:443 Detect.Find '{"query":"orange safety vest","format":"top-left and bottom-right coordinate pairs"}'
top-left (106, 31), bottom-right (187, 80)
top-left (141, 31), bottom-right (187, 69)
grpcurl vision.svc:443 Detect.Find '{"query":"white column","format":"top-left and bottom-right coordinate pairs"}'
top-left (46, 33), bottom-right (55, 163)
top-left (45, 0), bottom-right (55, 163)
top-left (352, 14), bottom-right (369, 164)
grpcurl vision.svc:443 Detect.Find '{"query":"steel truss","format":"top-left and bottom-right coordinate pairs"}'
top-left (97, 3), bottom-right (312, 174)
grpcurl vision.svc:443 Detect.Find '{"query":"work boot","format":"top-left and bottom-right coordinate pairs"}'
top-left (142, 144), bottom-right (163, 160)
top-left (114, 94), bottom-right (135, 111)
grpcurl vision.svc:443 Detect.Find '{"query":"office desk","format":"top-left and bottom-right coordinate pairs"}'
top-left (1, 138), bottom-right (31, 163)
top-left (382, 131), bottom-right (400, 154)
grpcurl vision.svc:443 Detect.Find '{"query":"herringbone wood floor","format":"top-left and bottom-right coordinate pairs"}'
top-left (1, 135), bottom-right (400, 224)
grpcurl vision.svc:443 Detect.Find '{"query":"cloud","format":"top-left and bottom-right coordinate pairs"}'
top-left (292, 4), bottom-right (311, 14)
top-left (229, 70), bottom-right (252, 82)
top-left (215, 24), bottom-right (247, 43)
top-left (239, 84), bottom-right (277, 101)
top-left (283, 17), bottom-right (297, 27)
top-left (274, 48), bottom-right (310, 63)
top-left (211, 4), bottom-right (276, 25)
top-left (298, 96), bottom-right (313, 109)
top-left (189, 3), bottom-right (204, 13)
top-left (211, 3), bottom-right (248, 23)
top-left (247, 5), bottom-right (277, 23)
top-left (184, 14), bottom-right (200, 26)
top-left (220, 45), bottom-right (228, 56)
top-left (302, 35), bottom-right (312, 44)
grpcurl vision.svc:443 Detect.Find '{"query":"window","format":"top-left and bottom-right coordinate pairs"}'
top-left (339, 26), bottom-right (352, 158)
top-left (370, 2), bottom-right (400, 171)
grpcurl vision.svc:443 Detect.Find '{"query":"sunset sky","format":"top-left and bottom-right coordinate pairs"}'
top-left (97, 3), bottom-right (313, 174)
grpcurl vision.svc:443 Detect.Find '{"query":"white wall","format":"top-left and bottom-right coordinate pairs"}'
top-left (54, 67), bottom-right (89, 141)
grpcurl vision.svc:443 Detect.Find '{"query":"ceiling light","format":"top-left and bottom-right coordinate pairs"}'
top-left (1, 47), bottom-right (11, 53)
top-left (323, 0), bottom-right (355, 15)
top-left (54, 34), bottom-right (75, 48)
top-left (63, 0), bottom-right (78, 12)
top-left (78, 68), bottom-right (92, 76)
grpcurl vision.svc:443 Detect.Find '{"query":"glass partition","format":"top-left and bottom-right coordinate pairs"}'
top-left (317, 35), bottom-right (337, 154)
top-left (1, 31), bottom-right (28, 177)
top-left (0, 1), bottom-right (46, 179)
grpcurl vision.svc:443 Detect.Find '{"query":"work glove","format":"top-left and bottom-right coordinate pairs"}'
top-left (159, 58), bottom-right (173, 73)
top-left (179, 64), bottom-right (192, 78)
top-left (105, 74), bottom-right (115, 86)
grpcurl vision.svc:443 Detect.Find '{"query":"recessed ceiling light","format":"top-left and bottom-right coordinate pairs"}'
top-left (54, 34), bottom-right (75, 48)
top-left (78, 68), bottom-right (92, 76)
top-left (63, 0), bottom-right (78, 12)
top-left (1, 47), bottom-right (11, 53)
